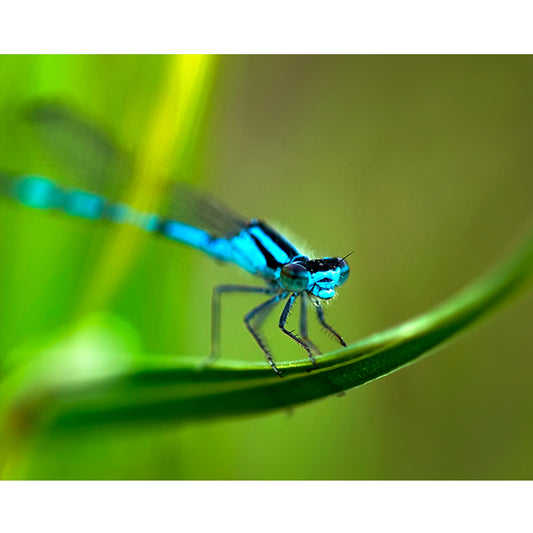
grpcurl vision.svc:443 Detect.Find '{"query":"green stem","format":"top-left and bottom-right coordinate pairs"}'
top-left (6, 224), bottom-right (533, 434)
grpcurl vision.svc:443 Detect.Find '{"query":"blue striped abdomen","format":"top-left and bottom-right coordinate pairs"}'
top-left (157, 219), bottom-right (235, 263)
top-left (9, 176), bottom-right (302, 280)
top-left (12, 175), bottom-right (158, 230)
top-left (158, 220), bottom-right (265, 273)
top-left (11, 177), bottom-right (243, 267)
top-left (15, 175), bottom-right (105, 220)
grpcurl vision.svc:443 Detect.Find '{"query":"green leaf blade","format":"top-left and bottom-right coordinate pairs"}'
top-left (5, 224), bottom-right (533, 434)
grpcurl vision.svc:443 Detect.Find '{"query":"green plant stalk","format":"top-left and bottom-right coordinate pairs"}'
top-left (6, 223), bottom-right (533, 435)
top-left (81, 55), bottom-right (217, 311)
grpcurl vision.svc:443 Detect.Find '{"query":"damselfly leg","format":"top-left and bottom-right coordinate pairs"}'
top-left (299, 295), bottom-right (321, 357)
top-left (279, 293), bottom-right (317, 367)
top-left (316, 304), bottom-right (346, 347)
top-left (200, 284), bottom-right (275, 370)
top-left (244, 292), bottom-right (289, 376)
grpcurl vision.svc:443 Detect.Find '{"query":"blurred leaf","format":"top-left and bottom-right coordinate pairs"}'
top-left (3, 223), bottom-right (533, 435)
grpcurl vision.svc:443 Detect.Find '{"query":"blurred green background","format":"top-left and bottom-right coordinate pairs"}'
top-left (0, 55), bottom-right (532, 479)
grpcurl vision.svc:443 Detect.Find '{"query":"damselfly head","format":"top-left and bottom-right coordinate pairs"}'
top-left (279, 256), bottom-right (350, 299)
top-left (306, 256), bottom-right (350, 300)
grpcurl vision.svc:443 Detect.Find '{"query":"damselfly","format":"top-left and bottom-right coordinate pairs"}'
top-left (0, 104), bottom-right (350, 376)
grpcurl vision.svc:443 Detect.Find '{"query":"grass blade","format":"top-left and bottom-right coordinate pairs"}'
top-left (4, 223), bottom-right (533, 435)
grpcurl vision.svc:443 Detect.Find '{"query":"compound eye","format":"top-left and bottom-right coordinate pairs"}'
top-left (280, 263), bottom-right (310, 292)
top-left (338, 259), bottom-right (350, 286)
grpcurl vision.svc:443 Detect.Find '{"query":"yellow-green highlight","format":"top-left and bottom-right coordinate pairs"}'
top-left (82, 55), bottom-right (217, 311)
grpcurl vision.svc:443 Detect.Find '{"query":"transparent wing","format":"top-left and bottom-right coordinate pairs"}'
top-left (24, 102), bottom-right (248, 237)
top-left (161, 182), bottom-right (247, 237)
top-left (25, 101), bottom-right (131, 196)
